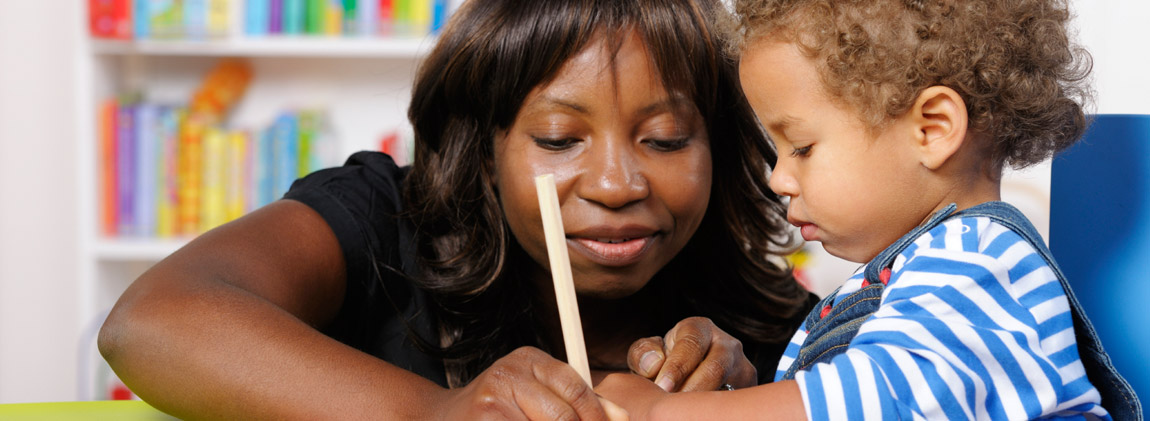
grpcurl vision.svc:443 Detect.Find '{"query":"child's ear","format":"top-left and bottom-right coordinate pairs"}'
top-left (910, 86), bottom-right (968, 170)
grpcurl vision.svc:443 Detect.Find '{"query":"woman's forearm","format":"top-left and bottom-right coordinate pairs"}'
top-left (99, 266), bottom-right (449, 419)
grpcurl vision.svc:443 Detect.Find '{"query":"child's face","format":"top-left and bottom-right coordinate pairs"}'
top-left (494, 30), bottom-right (712, 299)
top-left (739, 40), bottom-right (935, 263)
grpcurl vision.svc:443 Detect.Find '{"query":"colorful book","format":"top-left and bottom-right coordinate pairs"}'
top-left (269, 0), bottom-right (283, 33)
top-left (245, 0), bottom-right (270, 36)
top-left (270, 113), bottom-right (299, 200)
top-left (116, 101), bottom-right (136, 236)
top-left (185, 0), bottom-right (207, 39)
top-left (200, 128), bottom-right (228, 232)
top-left (305, 0), bottom-right (325, 34)
top-left (155, 106), bottom-right (182, 238)
top-left (98, 98), bottom-right (119, 237)
top-left (134, 104), bottom-right (159, 238)
top-left (430, 0), bottom-right (447, 34)
top-left (206, 0), bottom-right (230, 38)
top-left (225, 131), bottom-right (249, 221)
top-left (148, 0), bottom-right (184, 39)
top-left (324, 0), bottom-right (344, 35)
top-left (377, 0), bottom-right (393, 36)
top-left (252, 128), bottom-right (274, 209)
top-left (89, 0), bottom-right (132, 39)
top-left (283, 0), bottom-right (306, 34)
top-left (178, 116), bottom-right (204, 235)
top-left (341, 0), bottom-right (358, 35)
top-left (358, 0), bottom-right (377, 36)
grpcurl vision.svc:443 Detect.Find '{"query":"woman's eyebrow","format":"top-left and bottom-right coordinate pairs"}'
top-left (533, 96), bottom-right (589, 114)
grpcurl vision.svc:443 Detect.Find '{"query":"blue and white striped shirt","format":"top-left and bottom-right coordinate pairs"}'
top-left (776, 217), bottom-right (1110, 420)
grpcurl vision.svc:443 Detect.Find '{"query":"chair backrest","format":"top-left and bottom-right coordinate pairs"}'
top-left (1050, 113), bottom-right (1150, 405)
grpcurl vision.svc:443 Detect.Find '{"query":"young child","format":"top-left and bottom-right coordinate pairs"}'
top-left (596, 0), bottom-right (1142, 419)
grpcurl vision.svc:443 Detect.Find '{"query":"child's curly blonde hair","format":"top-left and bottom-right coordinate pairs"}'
top-left (728, 0), bottom-right (1093, 173)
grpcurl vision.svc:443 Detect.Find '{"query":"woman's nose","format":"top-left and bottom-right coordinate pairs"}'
top-left (577, 140), bottom-right (649, 209)
top-left (768, 158), bottom-right (798, 198)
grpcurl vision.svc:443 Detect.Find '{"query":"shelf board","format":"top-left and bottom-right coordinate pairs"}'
top-left (90, 37), bottom-right (436, 58)
top-left (94, 238), bottom-right (189, 261)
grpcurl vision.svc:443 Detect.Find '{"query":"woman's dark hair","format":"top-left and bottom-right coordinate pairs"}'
top-left (404, 0), bottom-right (810, 386)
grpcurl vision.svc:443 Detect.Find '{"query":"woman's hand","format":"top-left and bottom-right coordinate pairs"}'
top-left (626, 317), bottom-right (756, 392)
top-left (440, 346), bottom-right (628, 421)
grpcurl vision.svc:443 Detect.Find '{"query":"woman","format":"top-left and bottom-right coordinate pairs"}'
top-left (98, 0), bottom-right (815, 418)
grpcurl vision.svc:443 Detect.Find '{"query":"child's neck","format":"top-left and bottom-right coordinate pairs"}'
top-left (920, 163), bottom-right (1002, 226)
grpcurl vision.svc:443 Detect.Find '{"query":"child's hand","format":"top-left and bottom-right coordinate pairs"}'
top-left (595, 373), bottom-right (668, 421)
top-left (626, 317), bottom-right (757, 392)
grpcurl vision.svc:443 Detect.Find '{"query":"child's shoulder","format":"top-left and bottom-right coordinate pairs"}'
top-left (889, 215), bottom-right (1055, 295)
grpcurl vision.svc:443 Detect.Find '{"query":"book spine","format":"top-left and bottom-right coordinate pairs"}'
top-left (226, 131), bottom-right (249, 221)
top-left (207, 0), bottom-right (230, 38)
top-left (271, 113), bottom-right (299, 200)
top-left (377, 0), bottom-right (393, 36)
top-left (324, 0), bottom-right (343, 35)
top-left (269, 0), bottom-right (284, 34)
top-left (89, 0), bottom-right (133, 39)
top-left (305, 0), bottom-right (325, 34)
top-left (200, 128), bottom-right (228, 232)
top-left (178, 117), bottom-right (204, 236)
top-left (357, 0), bottom-right (376, 36)
top-left (283, 0), bottom-right (306, 34)
top-left (245, 0), bottom-right (270, 36)
top-left (185, 0), bottom-right (208, 39)
top-left (134, 104), bottom-right (158, 238)
top-left (296, 110), bottom-right (317, 176)
top-left (99, 98), bottom-right (119, 237)
top-left (252, 128), bottom-right (274, 209)
top-left (342, 0), bottom-right (358, 35)
top-left (130, 0), bottom-right (148, 38)
top-left (116, 101), bottom-right (136, 236)
top-left (430, 0), bottom-right (447, 34)
top-left (155, 107), bottom-right (182, 238)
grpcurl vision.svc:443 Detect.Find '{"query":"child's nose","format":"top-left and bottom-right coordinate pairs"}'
top-left (768, 159), bottom-right (798, 197)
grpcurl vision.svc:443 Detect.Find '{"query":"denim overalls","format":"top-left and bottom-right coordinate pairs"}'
top-left (781, 202), bottom-right (1142, 420)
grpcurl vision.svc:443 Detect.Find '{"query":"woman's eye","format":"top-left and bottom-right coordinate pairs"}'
top-left (532, 137), bottom-right (580, 150)
top-left (790, 145), bottom-right (812, 157)
top-left (645, 138), bottom-right (690, 152)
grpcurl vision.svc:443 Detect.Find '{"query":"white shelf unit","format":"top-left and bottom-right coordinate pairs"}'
top-left (75, 31), bottom-right (433, 400)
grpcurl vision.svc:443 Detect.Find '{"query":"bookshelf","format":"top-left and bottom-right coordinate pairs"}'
top-left (76, 0), bottom-right (444, 401)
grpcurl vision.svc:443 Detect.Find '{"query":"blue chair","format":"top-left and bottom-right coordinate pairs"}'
top-left (1050, 114), bottom-right (1150, 411)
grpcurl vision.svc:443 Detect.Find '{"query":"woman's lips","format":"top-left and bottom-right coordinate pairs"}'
top-left (569, 236), bottom-right (656, 266)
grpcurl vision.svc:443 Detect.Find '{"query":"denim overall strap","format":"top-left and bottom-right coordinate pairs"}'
top-left (953, 201), bottom-right (1142, 420)
top-left (782, 205), bottom-right (959, 380)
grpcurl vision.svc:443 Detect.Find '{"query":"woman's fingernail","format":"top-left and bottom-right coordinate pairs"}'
top-left (656, 375), bottom-right (674, 392)
top-left (639, 351), bottom-right (660, 375)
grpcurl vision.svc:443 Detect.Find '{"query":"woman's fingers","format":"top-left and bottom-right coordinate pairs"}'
top-left (626, 336), bottom-right (667, 379)
top-left (651, 317), bottom-right (713, 391)
top-left (455, 346), bottom-right (609, 421)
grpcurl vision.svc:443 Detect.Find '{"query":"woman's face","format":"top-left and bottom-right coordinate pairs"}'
top-left (494, 30), bottom-right (712, 299)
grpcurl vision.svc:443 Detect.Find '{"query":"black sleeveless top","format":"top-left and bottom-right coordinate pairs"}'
top-left (285, 151), bottom-right (448, 386)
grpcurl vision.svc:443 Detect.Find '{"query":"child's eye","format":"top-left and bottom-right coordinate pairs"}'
top-left (644, 138), bottom-right (690, 152)
top-left (533, 137), bottom-right (581, 150)
top-left (790, 145), bottom-right (812, 157)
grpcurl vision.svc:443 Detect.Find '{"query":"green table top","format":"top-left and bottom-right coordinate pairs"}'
top-left (0, 400), bottom-right (175, 420)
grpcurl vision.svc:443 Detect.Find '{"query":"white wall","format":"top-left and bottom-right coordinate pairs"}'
top-left (0, 1), bottom-right (82, 404)
top-left (0, 0), bottom-right (1145, 403)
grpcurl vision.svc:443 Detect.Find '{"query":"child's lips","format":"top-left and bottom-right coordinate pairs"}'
top-left (799, 223), bottom-right (818, 241)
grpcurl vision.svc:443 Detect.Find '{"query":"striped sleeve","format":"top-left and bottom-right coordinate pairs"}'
top-left (790, 218), bottom-right (1108, 420)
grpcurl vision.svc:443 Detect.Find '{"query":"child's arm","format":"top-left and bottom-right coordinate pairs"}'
top-left (597, 373), bottom-right (807, 420)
